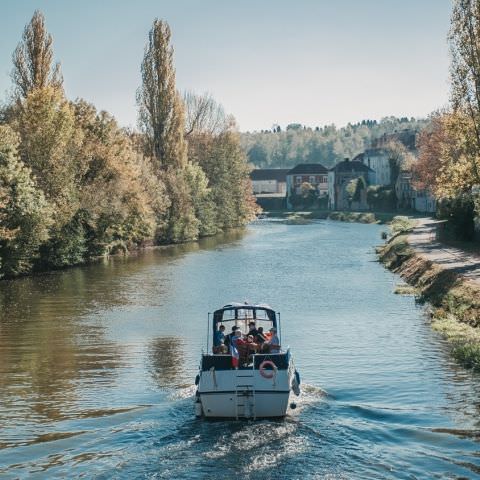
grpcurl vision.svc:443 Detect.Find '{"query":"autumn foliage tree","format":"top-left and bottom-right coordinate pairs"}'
top-left (0, 11), bottom-right (257, 278)
top-left (414, 1), bottom-right (480, 235)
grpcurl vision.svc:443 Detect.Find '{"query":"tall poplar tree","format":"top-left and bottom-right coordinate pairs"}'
top-left (137, 19), bottom-right (198, 242)
top-left (11, 10), bottom-right (63, 99)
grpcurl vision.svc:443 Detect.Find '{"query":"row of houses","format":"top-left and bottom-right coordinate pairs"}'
top-left (250, 140), bottom-right (436, 213)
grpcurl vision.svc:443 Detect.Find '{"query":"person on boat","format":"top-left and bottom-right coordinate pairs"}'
top-left (248, 321), bottom-right (258, 338)
top-left (255, 326), bottom-right (267, 344)
top-left (232, 329), bottom-right (258, 365)
top-left (246, 334), bottom-right (259, 352)
top-left (265, 327), bottom-right (281, 353)
top-left (213, 325), bottom-right (227, 353)
top-left (224, 325), bottom-right (238, 348)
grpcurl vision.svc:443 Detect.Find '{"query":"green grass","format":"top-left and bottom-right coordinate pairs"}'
top-left (327, 211), bottom-right (378, 223)
top-left (283, 214), bottom-right (312, 225)
top-left (432, 315), bottom-right (480, 370)
top-left (389, 215), bottom-right (417, 234)
top-left (262, 209), bottom-right (416, 224)
top-left (394, 283), bottom-right (419, 295)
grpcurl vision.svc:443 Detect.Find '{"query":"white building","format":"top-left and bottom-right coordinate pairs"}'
top-left (359, 149), bottom-right (392, 186)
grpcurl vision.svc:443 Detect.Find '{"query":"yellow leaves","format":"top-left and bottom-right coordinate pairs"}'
top-left (436, 154), bottom-right (475, 197)
top-left (419, 110), bottom-right (480, 199)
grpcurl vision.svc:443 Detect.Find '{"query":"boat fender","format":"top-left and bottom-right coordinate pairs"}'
top-left (294, 370), bottom-right (301, 386)
top-left (291, 374), bottom-right (301, 396)
top-left (194, 401), bottom-right (202, 417)
top-left (210, 366), bottom-right (218, 388)
top-left (195, 374), bottom-right (200, 386)
top-left (259, 360), bottom-right (277, 379)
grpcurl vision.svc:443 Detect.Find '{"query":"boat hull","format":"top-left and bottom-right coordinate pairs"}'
top-left (200, 390), bottom-right (290, 418)
top-left (196, 353), bottom-right (295, 419)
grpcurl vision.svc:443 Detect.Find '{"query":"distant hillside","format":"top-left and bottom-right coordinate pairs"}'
top-left (240, 117), bottom-right (429, 169)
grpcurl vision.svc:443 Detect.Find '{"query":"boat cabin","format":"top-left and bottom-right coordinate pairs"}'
top-left (202, 303), bottom-right (289, 371)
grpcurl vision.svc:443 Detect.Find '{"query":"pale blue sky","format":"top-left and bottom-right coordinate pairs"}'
top-left (0, 0), bottom-right (452, 131)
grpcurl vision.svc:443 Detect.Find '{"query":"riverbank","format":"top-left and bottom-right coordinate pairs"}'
top-left (378, 219), bottom-right (480, 370)
top-left (264, 209), bottom-right (409, 224)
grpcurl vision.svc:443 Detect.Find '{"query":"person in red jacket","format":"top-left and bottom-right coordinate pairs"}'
top-left (232, 331), bottom-right (259, 365)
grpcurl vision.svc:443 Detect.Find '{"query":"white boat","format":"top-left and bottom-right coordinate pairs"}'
top-left (194, 302), bottom-right (300, 419)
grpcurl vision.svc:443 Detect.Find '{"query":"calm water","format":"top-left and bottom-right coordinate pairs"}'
top-left (1, 220), bottom-right (480, 479)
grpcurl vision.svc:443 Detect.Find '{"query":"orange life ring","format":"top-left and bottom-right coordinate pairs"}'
top-left (259, 360), bottom-right (277, 379)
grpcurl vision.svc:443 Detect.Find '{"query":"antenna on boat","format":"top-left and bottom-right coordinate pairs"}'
top-left (207, 312), bottom-right (211, 353)
top-left (277, 312), bottom-right (281, 342)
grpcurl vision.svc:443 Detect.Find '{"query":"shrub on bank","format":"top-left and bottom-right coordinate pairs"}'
top-left (328, 211), bottom-right (377, 224)
top-left (432, 316), bottom-right (480, 370)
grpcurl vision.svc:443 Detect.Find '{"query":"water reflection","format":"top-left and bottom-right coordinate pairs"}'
top-left (148, 337), bottom-right (187, 389)
top-left (0, 227), bottom-right (248, 450)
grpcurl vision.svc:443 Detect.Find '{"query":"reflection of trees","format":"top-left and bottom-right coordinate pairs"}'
top-left (0, 273), bottom-right (123, 424)
top-left (0, 226), bottom-right (246, 425)
top-left (148, 336), bottom-right (186, 388)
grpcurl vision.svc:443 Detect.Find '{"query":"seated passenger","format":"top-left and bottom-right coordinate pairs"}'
top-left (265, 327), bottom-right (281, 353)
top-left (246, 334), bottom-right (259, 353)
top-left (255, 326), bottom-right (267, 344)
top-left (213, 325), bottom-right (227, 354)
top-left (224, 325), bottom-right (238, 348)
top-left (248, 321), bottom-right (258, 338)
top-left (232, 329), bottom-right (249, 365)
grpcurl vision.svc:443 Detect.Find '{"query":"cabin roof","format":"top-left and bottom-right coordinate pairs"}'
top-left (213, 302), bottom-right (277, 327)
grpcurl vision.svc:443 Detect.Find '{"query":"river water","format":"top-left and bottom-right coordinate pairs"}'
top-left (1, 220), bottom-right (480, 479)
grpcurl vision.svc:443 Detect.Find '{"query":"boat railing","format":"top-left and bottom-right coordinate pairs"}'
top-left (201, 351), bottom-right (289, 371)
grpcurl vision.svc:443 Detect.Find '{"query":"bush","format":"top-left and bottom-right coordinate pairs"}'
top-left (390, 215), bottom-right (416, 234)
top-left (437, 194), bottom-right (475, 241)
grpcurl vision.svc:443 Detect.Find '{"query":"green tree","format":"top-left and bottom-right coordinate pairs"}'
top-left (13, 86), bottom-right (77, 221)
top-left (185, 161), bottom-right (217, 236)
top-left (193, 130), bottom-right (257, 230)
top-left (138, 19), bottom-right (177, 168)
top-left (0, 125), bottom-right (52, 278)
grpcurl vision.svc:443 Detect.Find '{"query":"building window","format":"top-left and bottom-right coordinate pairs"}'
top-left (309, 176), bottom-right (315, 184)
top-left (295, 176), bottom-right (302, 184)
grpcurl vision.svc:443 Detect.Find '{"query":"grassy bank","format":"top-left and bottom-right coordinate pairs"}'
top-left (378, 233), bottom-right (480, 370)
top-left (263, 209), bottom-right (405, 224)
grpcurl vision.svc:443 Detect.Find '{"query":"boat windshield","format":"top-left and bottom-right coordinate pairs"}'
top-left (212, 304), bottom-right (278, 342)
top-left (217, 311), bottom-right (274, 335)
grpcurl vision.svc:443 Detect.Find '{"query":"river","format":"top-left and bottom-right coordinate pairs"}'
top-left (0, 220), bottom-right (479, 479)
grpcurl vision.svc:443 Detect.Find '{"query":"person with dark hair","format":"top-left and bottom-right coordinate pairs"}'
top-left (224, 325), bottom-right (238, 348)
top-left (256, 326), bottom-right (267, 345)
top-left (213, 324), bottom-right (227, 353)
top-left (248, 321), bottom-right (258, 338)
